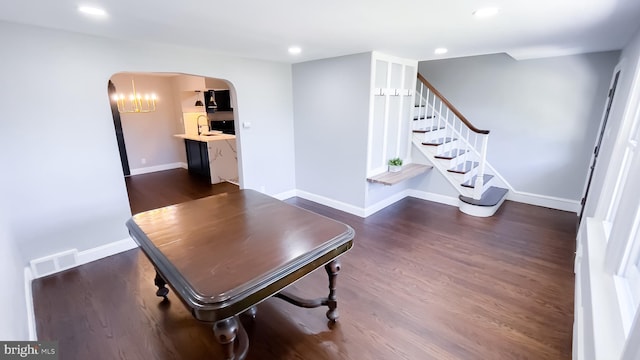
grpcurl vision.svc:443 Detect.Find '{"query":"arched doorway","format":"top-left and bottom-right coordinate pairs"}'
top-left (108, 72), bottom-right (243, 213)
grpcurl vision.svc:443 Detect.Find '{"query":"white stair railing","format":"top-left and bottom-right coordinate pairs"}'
top-left (414, 74), bottom-right (490, 200)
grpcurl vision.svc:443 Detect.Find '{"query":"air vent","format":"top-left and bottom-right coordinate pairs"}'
top-left (30, 249), bottom-right (79, 278)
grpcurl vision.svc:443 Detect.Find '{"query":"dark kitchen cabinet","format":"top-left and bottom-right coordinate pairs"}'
top-left (204, 90), bottom-right (233, 113)
top-left (185, 139), bottom-right (210, 180)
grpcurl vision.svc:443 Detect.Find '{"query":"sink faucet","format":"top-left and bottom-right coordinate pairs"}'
top-left (197, 115), bottom-right (209, 135)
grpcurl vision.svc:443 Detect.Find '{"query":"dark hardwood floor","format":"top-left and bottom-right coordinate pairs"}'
top-left (124, 168), bottom-right (239, 214)
top-left (33, 170), bottom-right (576, 359)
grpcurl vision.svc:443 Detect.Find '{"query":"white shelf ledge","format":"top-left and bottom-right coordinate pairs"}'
top-left (367, 163), bottom-right (432, 186)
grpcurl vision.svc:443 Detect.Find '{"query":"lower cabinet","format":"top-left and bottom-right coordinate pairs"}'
top-left (185, 139), bottom-right (210, 181)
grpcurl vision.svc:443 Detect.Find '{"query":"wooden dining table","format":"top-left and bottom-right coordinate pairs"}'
top-left (126, 189), bottom-right (355, 360)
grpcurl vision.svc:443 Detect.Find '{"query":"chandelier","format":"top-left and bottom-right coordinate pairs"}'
top-left (112, 79), bottom-right (157, 113)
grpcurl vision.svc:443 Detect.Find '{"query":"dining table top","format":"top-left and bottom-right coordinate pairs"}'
top-left (126, 189), bottom-right (354, 316)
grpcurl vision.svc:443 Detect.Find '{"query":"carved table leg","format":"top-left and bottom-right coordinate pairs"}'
top-left (324, 259), bottom-right (341, 322)
top-left (242, 306), bottom-right (257, 319)
top-left (154, 271), bottom-right (169, 299)
top-left (213, 317), bottom-right (241, 360)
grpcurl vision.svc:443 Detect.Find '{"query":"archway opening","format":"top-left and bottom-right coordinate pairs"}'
top-left (108, 72), bottom-right (242, 214)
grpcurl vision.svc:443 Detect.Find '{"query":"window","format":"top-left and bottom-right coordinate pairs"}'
top-left (614, 203), bottom-right (640, 334)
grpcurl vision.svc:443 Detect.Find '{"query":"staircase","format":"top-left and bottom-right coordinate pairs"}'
top-left (412, 74), bottom-right (508, 217)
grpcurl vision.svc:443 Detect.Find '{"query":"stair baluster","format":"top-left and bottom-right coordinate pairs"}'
top-left (413, 74), bottom-right (507, 217)
top-left (473, 134), bottom-right (490, 199)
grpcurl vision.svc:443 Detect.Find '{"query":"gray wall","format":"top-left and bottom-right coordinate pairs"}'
top-left (0, 20), bottom-right (296, 265)
top-left (418, 51), bottom-right (620, 200)
top-left (292, 53), bottom-right (372, 208)
top-left (408, 147), bottom-right (460, 198)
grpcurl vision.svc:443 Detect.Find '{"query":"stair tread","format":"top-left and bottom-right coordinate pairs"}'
top-left (435, 149), bottom-right (467, 160)
top-left (413, 115), bottom-right (435, 120)
top-left (459, 186), bottom-right (508, 207)
top-left (461, 174), bottom-right (494, 188)
top-left (447, 161), bottom-right (478, 174)
top-left (422, 137), bottom-right (456, 146)
top-left (413, 126), bottom-right (445, 133)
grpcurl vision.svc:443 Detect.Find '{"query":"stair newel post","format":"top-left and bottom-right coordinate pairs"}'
top-left (473, 133), bottom-right (490, 200)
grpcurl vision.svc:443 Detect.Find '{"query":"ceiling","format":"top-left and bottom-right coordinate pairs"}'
top-left (2, 0), bottom-right (640, 63)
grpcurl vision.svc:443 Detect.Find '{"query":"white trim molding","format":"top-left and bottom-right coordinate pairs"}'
top-left (129, 162), bottom-right (187, 176)
top-left (577, 218), bottom-right (626, 359)
top-left (507, 190), bottom-right (581, 213)
top-left (24, 267), bottom-right (36, 341)
top-left (29, 237), bottom-right (138, 280)
top-left (271, 189), bottom-right (298, 201)
top-left (295, 190), bottom-right (367, 218)
top-left (76, 237), bottom-right (138, 266)
top-left (407, 189), bottom-right (460, 207)
top-left (25, 237), bottom-right (139, 338)
top-left (295, 188), bottom-right (460, 218)
top-left (363, 190), bottom-right (409, 217)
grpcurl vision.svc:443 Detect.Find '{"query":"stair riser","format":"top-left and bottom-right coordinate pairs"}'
top-left (448, 167), bottom-right (478, 183)
top-left (425, 142), bottom-right (459, 156)
top-left (435, 156), bottom-right (467, 169)
top-left (413, 137), bottom-right (501, 204)
top-left (459, 186), bottom-right (475, 198)
top-left (458, 195), bottom-right (507, 217)
top-left (412, 119), bottom-right (431, 130)
top-left (420, 128), bottom-right (449, 141)
top-left (463, 177), bottom-right (494, 196)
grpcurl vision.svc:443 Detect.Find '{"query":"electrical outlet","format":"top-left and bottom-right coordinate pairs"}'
top-left (141, 158), bottom-right (147, 165)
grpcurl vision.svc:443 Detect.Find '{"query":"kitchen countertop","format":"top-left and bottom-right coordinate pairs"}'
top-left (174, 133), bottom-right (236, 142)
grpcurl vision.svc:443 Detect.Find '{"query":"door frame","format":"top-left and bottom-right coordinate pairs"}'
top-left (579, 66), bottom-right (622, 223)
top-left (108, 80), bottom-right (131, 176)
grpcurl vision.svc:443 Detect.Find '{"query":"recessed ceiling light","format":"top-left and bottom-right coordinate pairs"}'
top-left (288, 46), bottom-right (302, 55)
top-left (434, 48), bottom-right (448, 55)
top-left (473, 7), bottom-right (500, 18)
top-left (78, 5), bottom-right (108, 17)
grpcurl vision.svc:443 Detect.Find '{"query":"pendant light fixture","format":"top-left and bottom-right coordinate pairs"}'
top-left (207, 90), bottom-right (217, 112)
top-left (194, 91), bottom-right (204, 107)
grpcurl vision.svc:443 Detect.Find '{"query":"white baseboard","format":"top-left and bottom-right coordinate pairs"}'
top-left (24, 267), bottom-right (36, 341)
top-left (25, 237), bottom-right (138, 340)
top-left (272, 189), bottom-right (298, 200)
top-left (130, 162), bottom-right (187, 176)
top-left (295, 190), bottom-right (366, 217)
top-left (507, 191), bottom-right (580, 213)
top-left (76, 237), bottom-right (138, 266)
top-left (294, 189), bottom-right (459, 218)
top-left (406, 189), bottom-right (459, 207)
top-left (363, 190), bottom-right (410, 217)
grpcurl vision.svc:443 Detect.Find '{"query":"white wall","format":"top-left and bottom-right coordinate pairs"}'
top-left (292, 53), bottom-right (372, 208)
top-left (584, 35), bottom-right (640, 219)
top-left (418, 51), bottom-right (620, 201)
top-left (0, 194), bottom-right (29, 340)
top-left (111, 73), bottom-right (184, 171)
top-left (0, 21), bottom-right (296, 265)
top-left (576, 26), bottom-right (640, 360)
